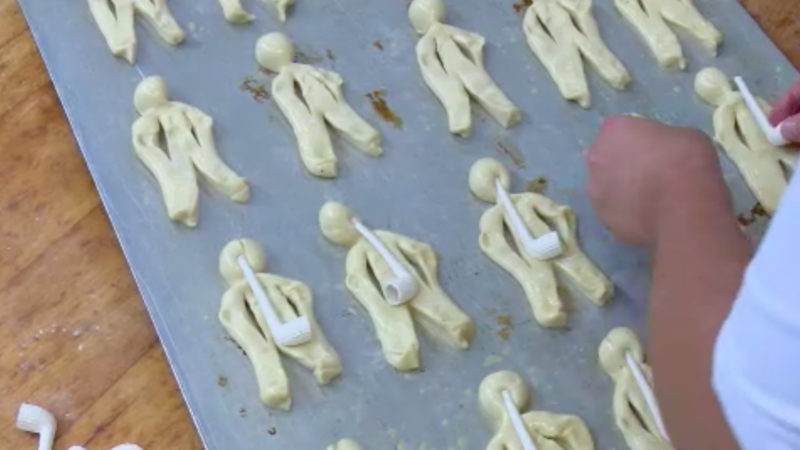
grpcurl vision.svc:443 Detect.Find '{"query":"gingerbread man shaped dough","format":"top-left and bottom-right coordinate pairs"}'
top-left (87, 0), bottom-right (184, 63)
top-left (469, 158), bottom-right (612, 327)
top-left (131, 76), bottom-right (249, 227)
top-left (409, 0), bottom-right (521, 137)
top-left (695, 67), bottom-right (796, 213)
top-left (599, 328), bottom-right (672, 450)
top-left (479, 370), bottom-right (594, 450)
top-left (319, 202), bottom-right (474, 371)
top-left (614, 0), bottom-right (721, 69)
top-left (218, 238), bottom-right (342, 410)
top-left (523, 0), bottom-right (630, 108)
top-left (255, 32), bottom-right (382, 178)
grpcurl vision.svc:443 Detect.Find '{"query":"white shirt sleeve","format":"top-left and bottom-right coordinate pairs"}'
top-left (713, 172), bottom-right (800, 450)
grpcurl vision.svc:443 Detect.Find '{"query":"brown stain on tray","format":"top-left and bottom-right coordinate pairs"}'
top-left (513, 0), bottom-right (532, 13)
top-left (366, 90), bottom-right (403, 129)
top-left (496, 314), bottom-right (513, 340)
top-left (737, 202), bottom-right (769, 227)
top-left (496, 139), bottom-right (525, 168)
top-left (240, 76), bottom-right (271, 102)
top-left (372, 40), bottom-right (385, 51)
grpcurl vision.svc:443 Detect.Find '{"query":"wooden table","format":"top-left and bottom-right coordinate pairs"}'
top-left (0, 1), bottom-right (796, 448)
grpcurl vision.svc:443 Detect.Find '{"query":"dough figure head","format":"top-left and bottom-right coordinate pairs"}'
top-left (219, 238), bottom-right (267, 285)
top-left (599, 327), bottom-right (644, 377)
top-left (256, 32), bottom-right (295, 72)
top-left (469, 158), bottom-right (511, 203)
top-left (694, 67), bottom-right (732, 107)
top-left (319, 201), bottom-right (360, 247)
top-left (134, 76), bottom-right (169, 114)
top-left (408, 0), bottom-right (445, 34)
top-left (478, 370), bottom-right (529, 425)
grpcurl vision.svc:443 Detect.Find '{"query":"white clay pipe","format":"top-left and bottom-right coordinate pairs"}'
top-left (733, 76), bottom-right (789, 147)
top-left (351, 217), bottom-right (419, 306)
top-left (16, 403), bottom-right (56, 450)
top-left (495, 179), bottom-right (563, 260)
top-left (236, 255), bottom-right (312, 346)
top-left (625, 352), bottom-right (671, 443)
top-left (501, 390), bottom-right (537, 450)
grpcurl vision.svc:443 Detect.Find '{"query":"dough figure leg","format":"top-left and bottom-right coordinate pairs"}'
top-left (479, 206), bottom-right (566, 327)
top-left (180, 106), bottom-right (250, 202)
top-left (346, 244), bottom-right (420, 370)
top-left (514, 195), bottom-right (612, 305)
top-left (613, 0), bottom-right (684, 69)
top-left (132, 0), bottom-right (185, 45)
top-left (133, 113), bottom-right (200, 227)
top-left (322, 102), bottom-right (383, 157)
top-left (219, 283), bottom-right (291, 409)
top-left (657, 0), bottom-right (722, 54)
top-left (437, 37), bottom-right (520, 127)
top-left (87, 0), bottom-right (136, 62)
top-left (218, 0), bottom-right (255, 23)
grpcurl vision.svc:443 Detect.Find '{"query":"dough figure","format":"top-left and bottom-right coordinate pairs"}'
top-left (218, 0), bottom-right (295, 23)
top-left (523, 0), bottom-right (630, 108)
top-left (131, 76), bottom-right (249, 227)
top-left (599, 328), bottom-right (672, 450)
top-left (409, 0), bottom-right (521, 137)
top-left (469, 158), bottom-right (612, 327)
top-left (319, 202), bottom-right (474, 371)
top-left (614, 0), bottom-right (722, 69)
top-left (255, 33), bottom-right (382, 178)
top-left (479, 371), bottom-right (594, 450)
top-left (327, 439), bottom-right (364, 450)
top-left (218, 239), bottom-right (342, 410)
top-left (87, 0), bottom-right (184, 63)
top-left (695, 67), bottom-right (796, 213)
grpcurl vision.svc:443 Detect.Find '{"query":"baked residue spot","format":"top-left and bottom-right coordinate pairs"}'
top-left (326, 49), bottom-right (336, 62)
top-left (513, 0), bottom-right (532, 14)
top-left (496, 315), bottom-right (513, 340)
top-left (497, 139), bottom-right (525, 168)
top-left (737, 202), bottom-right (769, 226)
top-left (240, 77), bottom-right (270, 102)
top-left (267, 427), bottom-right (277, 436)
top-left (366, 90), bottom-right (403, 129)
top-left (372, 40), bottom-right (385, 51)
top-left (238, 407), bottom-right (247, 418)
top-left (526, 176), bottom-right (548, 194)
top-left (295, 50), bottom-right (324, 64)
top-left (217, 375), bottom-right (228, 387)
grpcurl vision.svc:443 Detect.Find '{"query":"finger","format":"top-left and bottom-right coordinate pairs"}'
top-left (779, 114), bottom-right (800, 144)
top-left (769, 80), bottom-right (800, 125)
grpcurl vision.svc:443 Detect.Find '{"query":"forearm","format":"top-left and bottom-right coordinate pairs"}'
top-left (649, 177), bottom-right (750, 449)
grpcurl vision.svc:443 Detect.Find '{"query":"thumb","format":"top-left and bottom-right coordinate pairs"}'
top-left (780, 114), bottom-right (800, 143)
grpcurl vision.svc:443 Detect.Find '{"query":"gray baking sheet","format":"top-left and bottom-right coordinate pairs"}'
top-left (17, 0), bottom-right (797, 448)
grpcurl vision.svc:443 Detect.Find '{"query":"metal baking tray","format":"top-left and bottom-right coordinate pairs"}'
top-left (18, 0), bottom-right (796, 448)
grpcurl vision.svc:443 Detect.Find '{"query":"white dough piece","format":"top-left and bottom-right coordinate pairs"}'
top-left (614, 0), bottom-right (722, 69)
top-left (694, 67), bottom-right (796, 213)
top-left (523, 0), bottom-right (630, 108)
top-left (217, 238), bottom-right (342, 410)
top-left (87, 0), bottom-right (184, 63)
top-left (470, 158), bottom-right (612, 327)
top-left (409, 0), bottom-right (521, 137)
top-left (217, 0), bottom-right (295, 23)
top-left (327, 439), bottom-right (364, 450)
top-left (319, 202), bottom-right (474, 371)
top-left (131, 76), bottom-right (249, 227)
top-left (599, 328), bottom-right (673, 450)
top-left (479, 371), bottom-right (595, 450)
top-left (254, 33), bottom-right (382, 178)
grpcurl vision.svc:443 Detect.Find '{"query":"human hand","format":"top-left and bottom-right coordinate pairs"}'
top-left (769, 80), bottom-right (800, 143)
top-left (585, 116), bottom-right (727, 245)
